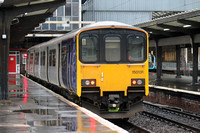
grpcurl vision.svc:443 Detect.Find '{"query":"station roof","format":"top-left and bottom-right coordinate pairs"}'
top-left (1, 0), bottom-right (65, 47)
top-left (134, 9), bottom-right (200, 46)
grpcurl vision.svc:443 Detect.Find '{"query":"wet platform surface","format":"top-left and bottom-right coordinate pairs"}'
top-left (0, 74), bottom-right (127, 133)
top-left (149, 72), bottom-right (200, 93)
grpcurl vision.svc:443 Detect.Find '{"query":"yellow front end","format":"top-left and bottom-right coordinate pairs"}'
top-left (77, 61), bottom-right (149, 97)
top-left (76, 26), bottom-right (149, 118)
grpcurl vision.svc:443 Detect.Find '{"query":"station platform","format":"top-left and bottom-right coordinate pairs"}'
top-left (149, 72), bottom-right (200, 94)
top-left (0, 74), bottom-right (128, 133)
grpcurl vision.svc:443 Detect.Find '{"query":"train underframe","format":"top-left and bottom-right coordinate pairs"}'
top-left (81, 87), bottom-right (145, 119)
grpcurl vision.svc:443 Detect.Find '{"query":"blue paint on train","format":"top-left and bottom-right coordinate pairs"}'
top-left (61, 39), bottom-right (68, 90)
top-left (72, 39), bottom-right (77, 92)
top-left (61, 38), bottom-right (77, 93)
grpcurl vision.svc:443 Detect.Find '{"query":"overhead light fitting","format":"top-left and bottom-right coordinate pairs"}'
top-left (183, 25), bottom-right (191, 28)
top-left (163, 28), bottom-right (170, 31)
top-left (0, 0), bottom-right (4, 4)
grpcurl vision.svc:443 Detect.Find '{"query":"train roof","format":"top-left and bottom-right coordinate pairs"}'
top-left (28, 21), bottom-right (145, 51)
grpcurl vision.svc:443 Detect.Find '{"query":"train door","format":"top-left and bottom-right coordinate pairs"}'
top-left (9, 51), bottom-right (20, 74)
top-left (9, 55), bottom-right (17, 73)
top-left (47, 44), bottom-right (59, 86)
top-left (101, 35), bottom-right (124, 92)
top-left (29, 52), bottom-right (34, 75)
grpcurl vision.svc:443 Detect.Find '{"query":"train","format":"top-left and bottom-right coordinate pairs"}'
top-left (149, 53), bottom-right (156, 70)
top-left (26, 21), bottom-right (149, 119)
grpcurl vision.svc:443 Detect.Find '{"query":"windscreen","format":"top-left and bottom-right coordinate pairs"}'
top-left (79, 29), bottom-right (147, 63)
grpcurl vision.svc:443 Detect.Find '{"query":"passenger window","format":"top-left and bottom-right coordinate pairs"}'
top-left (49, 49), bottom-right (56, 66)
top-left (81, 36), bottom-right (97, 62)
top-left (61, 46), bottom-right (67, 67)
top-left (35, 52), bottom-right (39, 65)
top-left (105, 37), bottom-right (121, 62)
top-left (30, 53), bottom-right (33, 65)
top-left (40, 52), bottom-right (42, 65)
top-left (128, 36), bottom-right (144, 62)
top-left (43, 51), bottom-right (46, 66)
top-left (40, 51), bottom-right (45, 66)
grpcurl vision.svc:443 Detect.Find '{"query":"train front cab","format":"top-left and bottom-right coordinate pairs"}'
top-left (76, 27), bottom-right (149, 119)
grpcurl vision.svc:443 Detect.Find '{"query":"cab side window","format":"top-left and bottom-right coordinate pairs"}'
top-left (127, 36), bottom-right (144, 62)
top-left (81, 36), bottom-right (98, 62)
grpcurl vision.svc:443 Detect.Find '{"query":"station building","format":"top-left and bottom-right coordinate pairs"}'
top-left (82, 0), bottom-right (200, 25)
top-left (29, 0), bottom-right (200, 32)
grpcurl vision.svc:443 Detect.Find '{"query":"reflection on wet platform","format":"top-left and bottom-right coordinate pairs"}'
top-left (0, 74), bottom-right (124, 133)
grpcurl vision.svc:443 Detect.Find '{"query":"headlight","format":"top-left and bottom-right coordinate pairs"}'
top-left (131, 79), bottom-right (145, 85)
top-left (85, 80), bottom-right (90, 86)
top-left (81, 79), bottom-right (96, 86)
top-left (137, 80), bottom-right (142, 85)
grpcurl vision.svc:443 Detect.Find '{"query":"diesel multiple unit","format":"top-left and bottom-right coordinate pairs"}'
top-left (26, 21), bottom-right (149, 119)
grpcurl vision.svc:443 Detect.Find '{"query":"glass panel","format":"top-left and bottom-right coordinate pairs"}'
top-left (57, 17), bottom-right (65, 30)
top-left (72, 17), bottom-right (78, 21)
top-left (49, 49), bottom-right (56, 66)
top-left (34, 52), bottom-right (39, 65)
top-left (51, 49), bottom-right (56, 66)
top-left (105, 37), bottom-right (121, 62)
top-left (30, 53), bottom-right (33, 64)
top-left (72, 24), bottom-right (78, 29)
top-left (62, 46), bottom-right (67, 67)
top-left (65, 3), bottom-right (71, 16)
top-left (49, 51), bottom-right (51, 66)
top-left (42, 23), bottom-right (49, 30)
top-left (50, 17), bottom-right (56, 30)
top-left (40, 51), bottom-right (45, 66)
top-left (72, 2), bottom-right (79, 16)
top-left (50, 24), bottom-right (56, 30)
top-left (40, 52), bottom-right (43, 65)
top-left (57, 6), bottom-right (64, 16)
top-left (81, 36), bottom-right (98, 62)
top-left (128, 36), bottom-right (144, 62)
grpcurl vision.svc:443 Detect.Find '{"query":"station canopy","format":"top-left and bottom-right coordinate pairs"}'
top-left (134, 9), bottom-right (200, 47)
top-left (1, 0), bottom-right (65, 47)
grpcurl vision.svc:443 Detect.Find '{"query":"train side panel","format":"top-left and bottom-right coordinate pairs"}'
top-left (27, 51), bottom-right (34, 76)
top-left (40, 47), bottom-right (48, 82)
top-left (47, 44), bottom-right (60, 86)
top-left (26, 52), bottom-right (30, 74)
top-left (34, 49), bottom-right (40, 78)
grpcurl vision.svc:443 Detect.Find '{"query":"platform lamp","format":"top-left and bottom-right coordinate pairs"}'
top-left (0, 0), bottom-right (4, 4)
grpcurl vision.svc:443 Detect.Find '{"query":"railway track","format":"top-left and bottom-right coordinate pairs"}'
top-left (110, 119), bottom-right (151, 133)
top-left (141, 111), bottom-right (200, 132)
top-left (142, 101), bottom-right (200, 132)
top-left (143, 101), bottom-right (200, 121)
